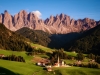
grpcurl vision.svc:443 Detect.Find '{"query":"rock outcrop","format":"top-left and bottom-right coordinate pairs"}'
top-left (0, 10), bottom-right (99, 34)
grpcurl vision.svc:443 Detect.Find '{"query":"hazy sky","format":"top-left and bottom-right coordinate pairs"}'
top-left (0, 0), bottom-right (100, 21)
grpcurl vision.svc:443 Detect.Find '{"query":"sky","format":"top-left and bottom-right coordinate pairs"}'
top-left (0, 0), bottom-right (100, 21)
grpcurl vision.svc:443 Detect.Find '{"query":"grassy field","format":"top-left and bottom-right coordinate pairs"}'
top-left (0, 59), bottom-right (100, 75)
top-left (0, 49), bottom-right (100, 75)
top-left (53, 67), bottom-right (100, 75)
top-left (31, 43), bottom-right (80, 57)
top-left (31, 43), bottom-right (87, 56)
top-left (31, 43), bottom-right (54, 53)
top-left (0, 49), bottom-right (32, 63)
top-left (0, 49), bottom-right (50, 75)
top-left (0, 59), bottom-right (45, 75)
top-left (65, 51), bottom-right (77, 56)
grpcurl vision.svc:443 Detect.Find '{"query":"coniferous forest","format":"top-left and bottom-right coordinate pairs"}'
top-left (68, 25), bottom-right (100, 55)
top-left (16, 24), bottom-right (100, 55)
top-left (0, 23), bottom-right (33, 52)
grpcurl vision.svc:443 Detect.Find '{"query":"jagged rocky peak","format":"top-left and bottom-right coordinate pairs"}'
top-left (4, 10), bottom-right (8, 13)
top-left (70, 19), bottom-right (75, 25)
top-left (60, 13), bottom-right (65, 20)
top-left (56, 14), bottom-right (60, 19)
top-left (83, 18), bottom-right (96, 27)
top-left (50, 15), bottom-right (54, 19)
top-left (17, 10), bottom-right (28, 18)
top-left (0, 14), bottom-right (2, 23)
top-left (38, 19), bottom-right (44, 23)
top-left (0, 10), bottom-right (99, 34)
top-left (20, 10), bottom-right (27, 14)
top-left (2, 10), bottom-right (16, 31)
top-left (4, 10), bottom-right (10, 16)
top-left (29, 12), bottom-right (39, 20)
top-left (44, 18), bottom-right (49, 24)
top-left (13, 10), bottom-right (28, 29)
top-left (47, 15), bottom-right (54, 25)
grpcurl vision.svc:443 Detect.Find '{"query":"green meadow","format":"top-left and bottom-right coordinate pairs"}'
top-left (0, 49), bottom-right (100, 75)
top-left (53, 67), bottom-right (100, 75)
top-left (31, 43), bottom-right (54, 53)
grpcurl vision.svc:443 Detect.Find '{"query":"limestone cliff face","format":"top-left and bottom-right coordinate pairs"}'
top-left (44, 14), bottom-right (99, 34)
top-left (1, 10), bottom-right (16, 31)
top-left (14, 10), bottom-right (28, 29)
top-left (0, 14), bottom-right (2, 23)
top-left (0, 10), bottom-right (99, 34)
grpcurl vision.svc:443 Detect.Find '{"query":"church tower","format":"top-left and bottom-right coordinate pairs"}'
top-left (57, 56), bottom-right (60, 67)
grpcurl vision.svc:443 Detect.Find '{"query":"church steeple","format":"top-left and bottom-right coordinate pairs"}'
top-left (57, 55), bottom-right (60, 67)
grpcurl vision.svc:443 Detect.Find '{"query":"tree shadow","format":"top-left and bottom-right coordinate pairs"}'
top-left (0, 67), bottom-right (20, 75)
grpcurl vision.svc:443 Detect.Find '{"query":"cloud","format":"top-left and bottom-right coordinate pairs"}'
top-left (32, 10), bottom-right (42, 19)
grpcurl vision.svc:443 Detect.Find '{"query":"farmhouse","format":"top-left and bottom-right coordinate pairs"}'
top-left (37, 62), bottom-right (46, 66)
top-left (45, 65), bottom-right (52, 71)
top-left (0, 54), bottom-right (5, 58)
top-left (35, 57), bottom-right (50, 66)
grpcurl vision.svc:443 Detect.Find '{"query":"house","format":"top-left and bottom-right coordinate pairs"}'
top-left (37, 62), bottom-right (41, 66)
top-left (0, 54), bottom-right (5, 58)
top-left (46, 65), bottom-right (52, 71)
top-left (36, 58), bottom-right (50, 66)
top-left (47, 67), bottom-right (52, 71)
top-left (37, 62), bottom-right (46, 66)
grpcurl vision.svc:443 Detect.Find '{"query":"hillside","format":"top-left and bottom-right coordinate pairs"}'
top-left (15, 24), bottom-right (100, 55)
top-left (0, 59), bottom-right (100, 75)
top-left (0, 23), bottom-right (33, 52)
top-left (16, 27), bottom-right (51, 47)
top-left (16, 27), bottom-right (83, 49)
top-left (0, 49), bottom-right (100, 75)
top-left (68, 25), bottom-right (100, 55)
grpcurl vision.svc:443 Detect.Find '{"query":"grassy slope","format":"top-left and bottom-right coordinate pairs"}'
top-left (31, 43), bottom-right (79, 57)
top-left (54, 67), bottom-right (100, 75)
top-left (0, 59), bottom-right (43, 75)
top-left (0, 49), bottom-right (47, 75)
top-left (31, 43), bottom-right (54, 53)
top-left (0, 49), bottom-right (32, 63)
top-left (0, 48), bottom-right (100, 75)
top-left (0, 59), bottom-right (100, 75)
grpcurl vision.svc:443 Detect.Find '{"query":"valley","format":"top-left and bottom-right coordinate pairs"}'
top-left (0, 22), bottom-right (100, 75)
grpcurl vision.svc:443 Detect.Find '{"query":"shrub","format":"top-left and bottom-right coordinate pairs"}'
top-left (1, 54), bottom-right (25, 62)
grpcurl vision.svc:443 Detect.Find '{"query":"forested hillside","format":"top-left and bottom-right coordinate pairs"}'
top-left (16, 27), bottom-right (82, 49)
top-left (68, 25), bottom-right (100, 55)
top-left (0, 23), bottom-right (33, 52)
top-left (16, 27), bottom-right (51, 46)
top-left (15, 24), bottom-right (100, 55)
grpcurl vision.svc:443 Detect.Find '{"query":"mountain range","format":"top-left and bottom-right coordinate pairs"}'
top-left (0, 10), bottom-right (100, 34)
top-left (0, 10), bottom-right (100, 55)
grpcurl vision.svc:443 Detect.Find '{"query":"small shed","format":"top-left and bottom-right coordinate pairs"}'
top-left (46, 66), bottom-right (52, 71)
